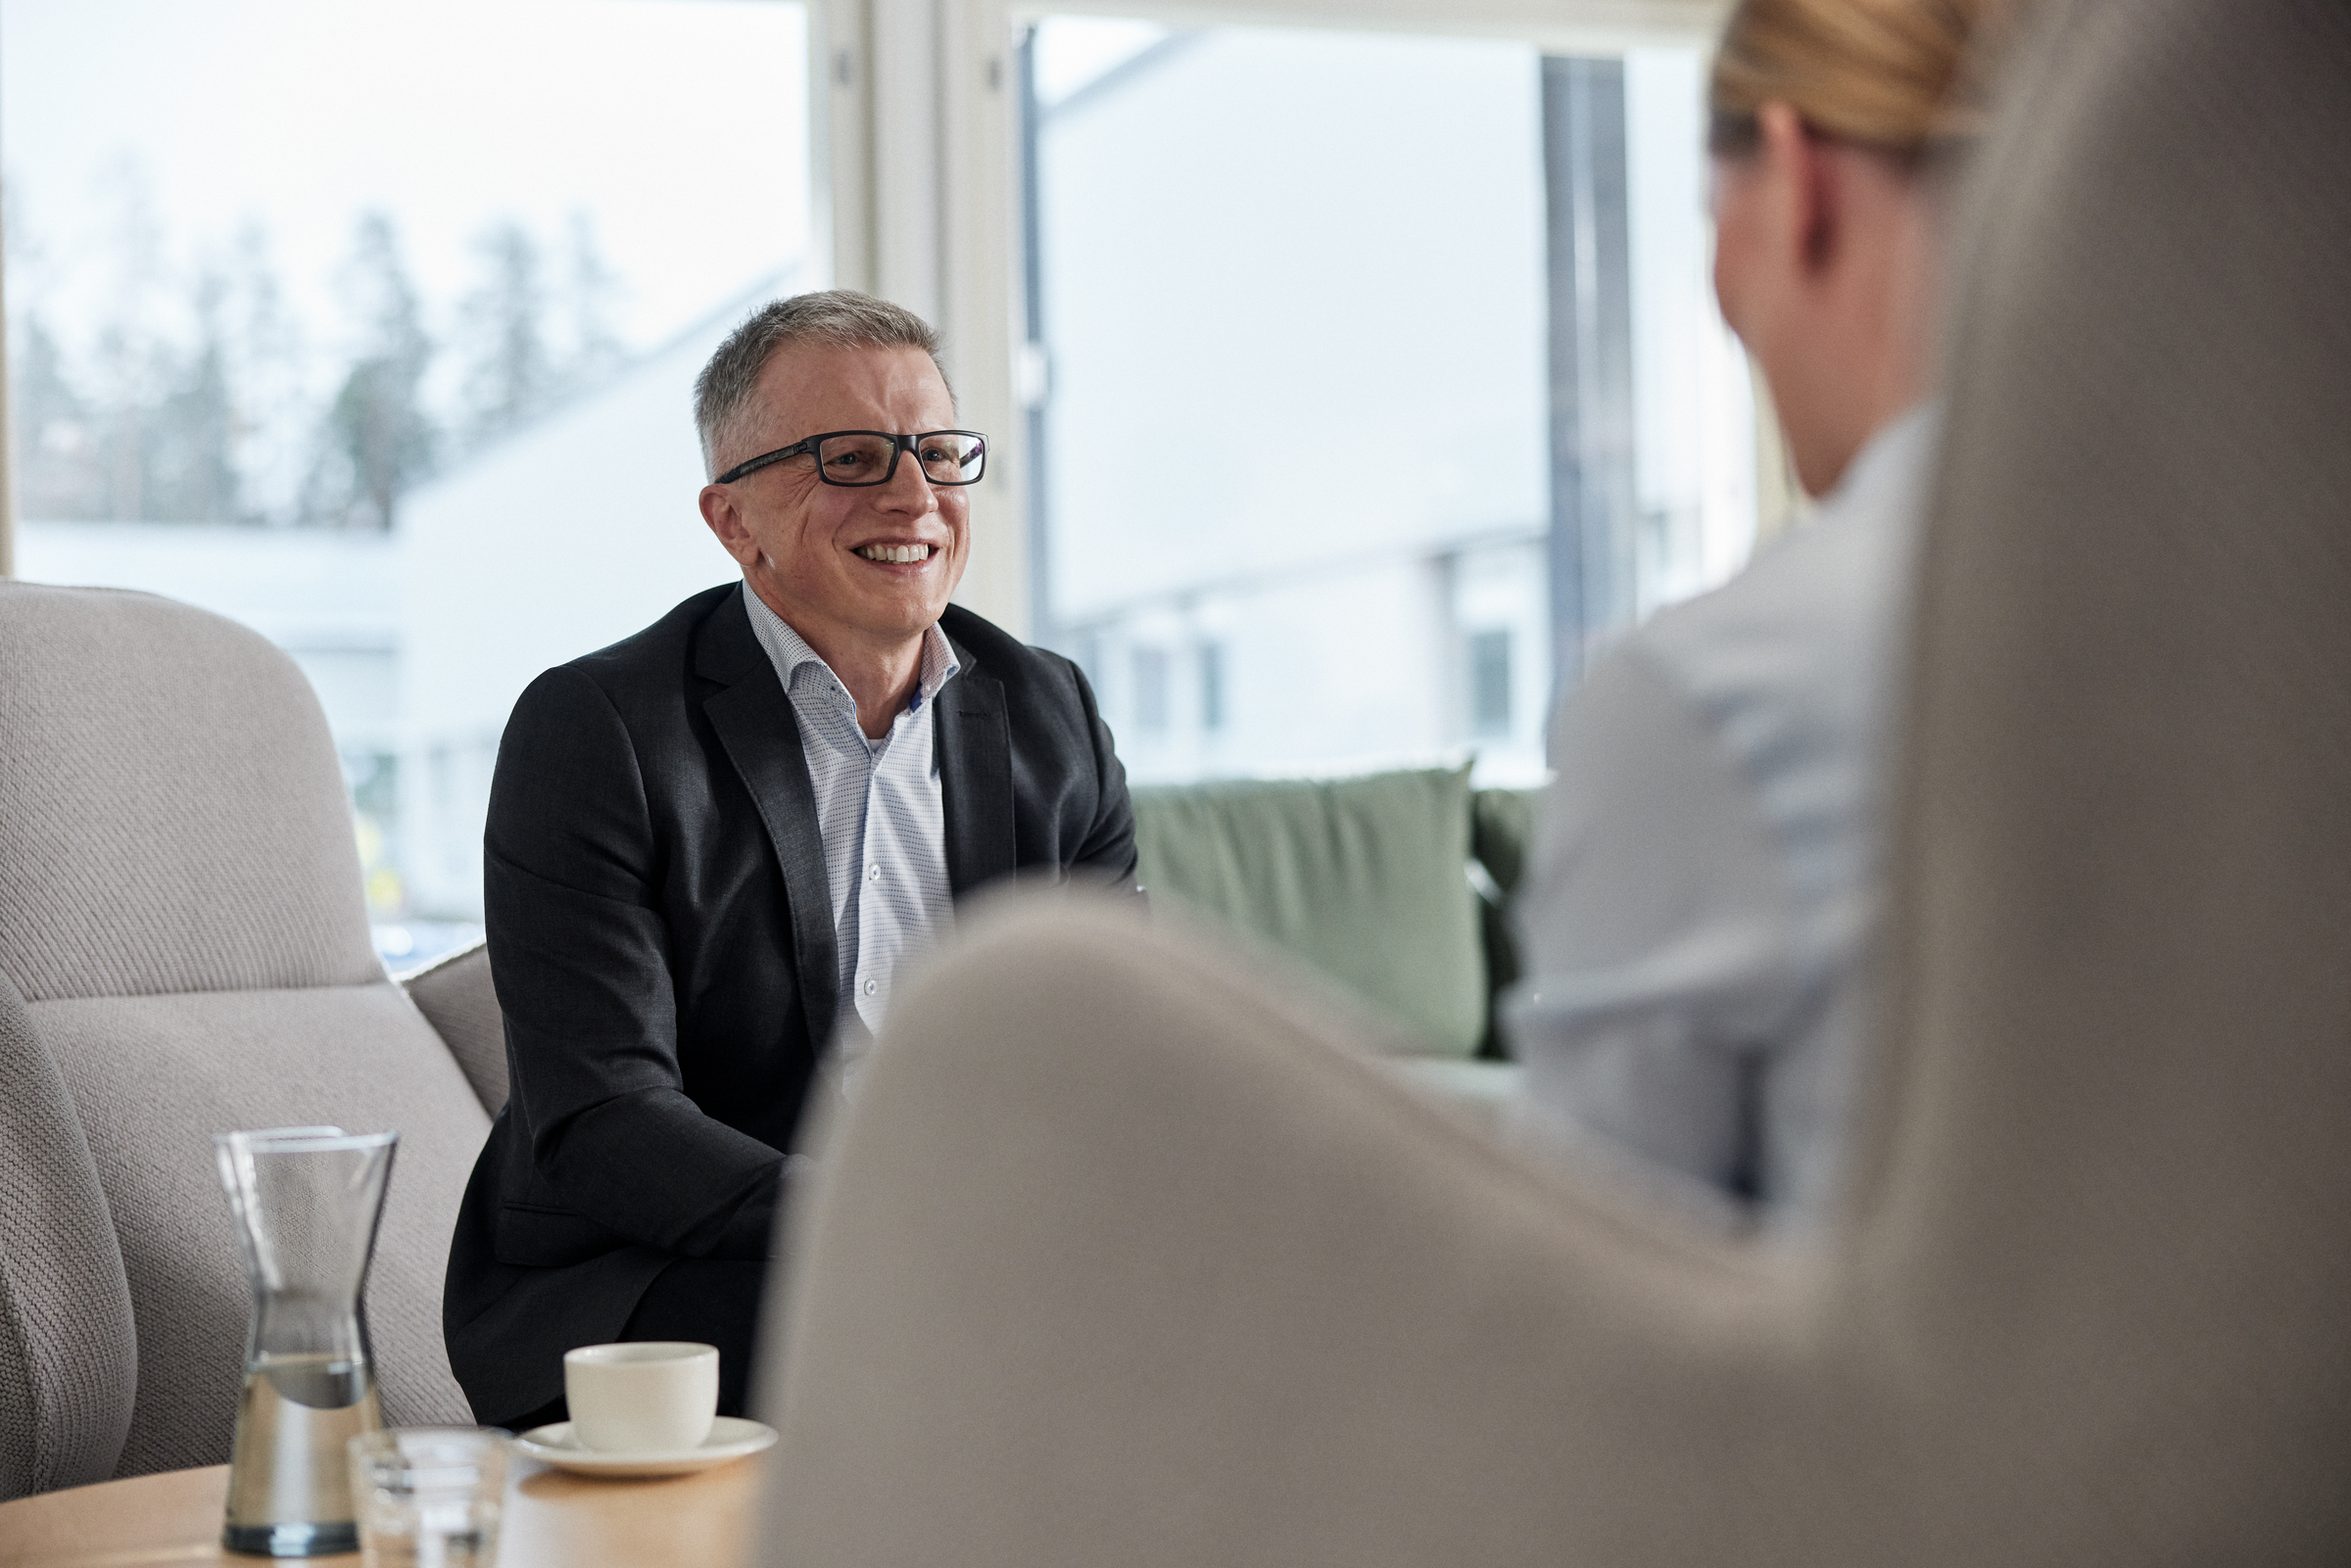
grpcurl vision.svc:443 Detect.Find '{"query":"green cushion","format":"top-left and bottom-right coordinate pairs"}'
top-left (1131, 766), bottom-right (1485, 1057)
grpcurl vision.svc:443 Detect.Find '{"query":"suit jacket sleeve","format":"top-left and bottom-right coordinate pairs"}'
top-left (484, 665), bottom-right (783, 1259)
top-left (1066, 659), bottom-right (1139, 887)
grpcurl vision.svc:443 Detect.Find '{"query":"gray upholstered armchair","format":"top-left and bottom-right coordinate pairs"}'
top-left (0, 583), bottom-right (501, 1497)
top-left (401, 941), bottom-right (508, 1117)
top-left (748, 0), bottom-right (2351, 1561)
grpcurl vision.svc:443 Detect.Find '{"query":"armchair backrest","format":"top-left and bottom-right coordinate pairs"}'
top-left (0, 583), bottom-right (488, 1479)
top-left (1836, 0), bottom-right (2351, 1538)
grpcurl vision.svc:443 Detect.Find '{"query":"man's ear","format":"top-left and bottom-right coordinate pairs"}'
top-left (700, 484), bottom-right (759, 567)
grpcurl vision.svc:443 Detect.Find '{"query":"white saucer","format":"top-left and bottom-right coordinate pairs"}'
top-left (514, 1416), bottom-right (777, 1478)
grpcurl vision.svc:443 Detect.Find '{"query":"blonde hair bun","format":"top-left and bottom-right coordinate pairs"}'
top-left (1710, 0), bottom-right (2011, 156)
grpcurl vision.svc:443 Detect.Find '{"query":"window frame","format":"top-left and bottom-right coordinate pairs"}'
top-left (809, 0), bottom-right (1730, 638)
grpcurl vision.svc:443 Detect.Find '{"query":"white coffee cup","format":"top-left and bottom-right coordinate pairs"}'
top-left (562, 1342), bottom-right (719, 1452)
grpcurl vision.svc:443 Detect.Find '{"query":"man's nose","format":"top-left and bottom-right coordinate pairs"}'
top-left (878, 448), bottom-right (939, 510)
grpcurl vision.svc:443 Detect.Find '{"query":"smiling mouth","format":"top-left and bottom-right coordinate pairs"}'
top-left (856, 544), bottom-right (936, 563)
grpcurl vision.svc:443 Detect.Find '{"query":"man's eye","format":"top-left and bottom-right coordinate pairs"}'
top-left (826, 451), bottom-right (873, 471)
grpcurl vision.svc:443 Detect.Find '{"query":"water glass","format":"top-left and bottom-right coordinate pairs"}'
top-left (348, 1428), bottom-right (507, 1568)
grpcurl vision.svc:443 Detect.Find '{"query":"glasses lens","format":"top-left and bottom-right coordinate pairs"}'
top-left (813, 432), bottom-right (897, 485)
top-left (917, 432), bottom-right (985, 485)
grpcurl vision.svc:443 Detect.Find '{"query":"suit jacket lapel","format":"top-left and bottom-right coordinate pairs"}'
top-left (937, 640), bottom-right (1017, 896)
top-left (696, 588), bottom-right (840, 1053)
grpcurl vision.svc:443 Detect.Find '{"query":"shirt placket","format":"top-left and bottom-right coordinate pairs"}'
top-left (853, 766), bottom-right (886, 1027)
top-left (848, 702), bottom-right (894, 1031)
top-left (852, 698), bottom-right (933, 1032)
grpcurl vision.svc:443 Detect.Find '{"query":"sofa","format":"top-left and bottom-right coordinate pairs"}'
top-left (1130, 766), bottom-right (1537, 1118)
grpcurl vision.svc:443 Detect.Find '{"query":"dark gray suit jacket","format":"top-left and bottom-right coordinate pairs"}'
top-left (443, 583), bottom-right (1135, 1422)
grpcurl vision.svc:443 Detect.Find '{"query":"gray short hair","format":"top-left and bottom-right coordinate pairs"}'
top-left (693, 290), bottom-right (948, 479)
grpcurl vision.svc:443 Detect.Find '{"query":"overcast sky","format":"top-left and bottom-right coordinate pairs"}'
top-left (2, 0), bottom-right (812, 360)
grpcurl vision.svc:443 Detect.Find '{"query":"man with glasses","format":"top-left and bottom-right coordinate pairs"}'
top-left (445, 291), bottom-right (1137, 1435)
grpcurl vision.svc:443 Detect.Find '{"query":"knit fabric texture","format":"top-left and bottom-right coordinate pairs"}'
top-left (399, 941), bottom-right (507, 1116)
top-left (33, 985), bottom-right (485, 1476)
top-left (0, 583), bottom-right (380, 1003)
top-left (0, 970), bottom-right (136, 1499)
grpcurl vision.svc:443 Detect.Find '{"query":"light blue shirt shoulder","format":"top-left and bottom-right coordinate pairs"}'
top-left (1505, 405), bottom-right (1939, 1221)
top-left (1636, 404), bottom-right (1936, 972)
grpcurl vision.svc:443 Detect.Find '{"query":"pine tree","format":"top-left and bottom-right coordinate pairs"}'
top-left (454, 218), bottom-right (552, 451)
top-left (87, 156), bottom-right (171, 521)
top-left (8, 309), bottom-right (106, 520)
top-left (312, 211), bottom-right (435, 530)
top-left (148, 266), bottom-right (242, 522)
top-left (221, 221), bottom-right (310, 526)
top-left (3, 181), bottom-right (108, 519)
top-left (557, 210), bottom-right (628, 398)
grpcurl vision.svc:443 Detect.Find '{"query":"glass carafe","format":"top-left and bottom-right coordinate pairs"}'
top-left (215, 1126), bottom-right (399, 1557)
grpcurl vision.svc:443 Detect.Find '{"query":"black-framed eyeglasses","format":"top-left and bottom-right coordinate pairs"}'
top-left (713, 429), bottom-right (987, 488)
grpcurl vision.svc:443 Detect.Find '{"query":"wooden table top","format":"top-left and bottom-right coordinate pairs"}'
top-left (0, 1451), bottom-right (761, 1568)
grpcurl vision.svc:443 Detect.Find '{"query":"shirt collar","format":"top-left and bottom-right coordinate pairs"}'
top-left (740, 580), bottom-right (961, 714)
top-left (1822, 400), bottom-right (1941, 520)
top-left (908, 618), bottom-right (961, 711)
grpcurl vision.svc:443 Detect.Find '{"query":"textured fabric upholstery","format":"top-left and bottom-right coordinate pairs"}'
top-left (400, 941), bottom-right (507, 1116)
top-left (0, 581), bottom-right (487, 1482)
top-left (34, 987), bottom-right (487, 1475)
top-left (0, 584), bottom-right (380, 1002)
top-left (754, 1), bottom-right (2351, 1561)
top-left (0, 971), bottom-right (135, 1500)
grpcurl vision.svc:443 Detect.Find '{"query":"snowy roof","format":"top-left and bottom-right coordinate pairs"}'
top-left (13, 519), bottom-right (397, 651)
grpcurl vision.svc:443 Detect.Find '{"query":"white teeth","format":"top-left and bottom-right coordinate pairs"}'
top-left (857, 544), bottom-right (932, 564)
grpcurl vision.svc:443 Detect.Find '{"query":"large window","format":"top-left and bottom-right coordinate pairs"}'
top-left (1021, 15), bottom-right (1755, 786)
top-left (5, 0), bottom-right (1763, 938)
top-left (4, 0), bottom-right (813, 959)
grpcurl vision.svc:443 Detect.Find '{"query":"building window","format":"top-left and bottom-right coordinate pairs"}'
top-left (1022, 17), bottom-right (1753, 788)
top-left (1072, 630), bottom-right (1103, 693)
top-left (1133, 645), bottom-right (1170, 733)
top-left (1469, 628), bottom-right (1512, 738)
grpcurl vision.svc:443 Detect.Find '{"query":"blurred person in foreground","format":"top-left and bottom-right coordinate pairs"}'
top-left (1506, 0), bottom-right (2011, 1221)
top-left (444, 291), bottom-right (1137, 1431)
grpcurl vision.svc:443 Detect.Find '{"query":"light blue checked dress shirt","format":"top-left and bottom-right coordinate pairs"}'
top-left (741, 582), bottom-right (961, 1039)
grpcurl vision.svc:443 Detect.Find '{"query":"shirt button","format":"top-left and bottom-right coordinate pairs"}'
top-left (866, 864), bottom-right (881, 882)
top-left (861, 977), bottom-right (878, 997)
